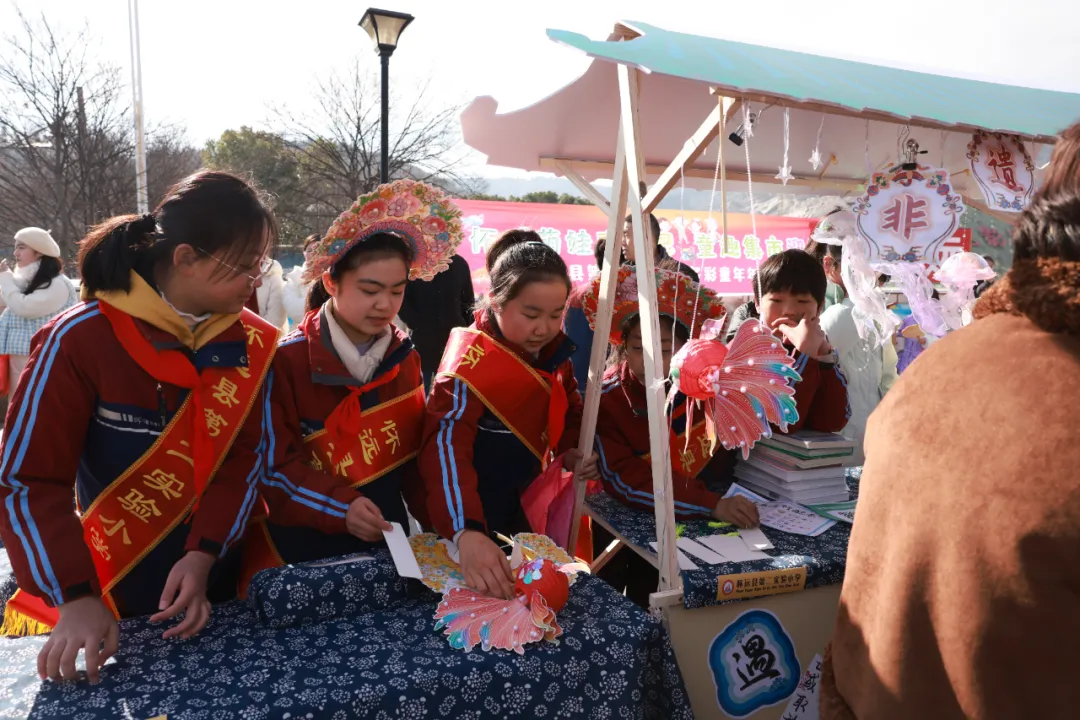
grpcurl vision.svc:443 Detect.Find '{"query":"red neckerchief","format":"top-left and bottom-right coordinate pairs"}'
top-left (99, 302), bottom-right (216, 502)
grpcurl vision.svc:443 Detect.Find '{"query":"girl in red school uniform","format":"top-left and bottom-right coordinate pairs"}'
top-left (585, 267), bottom-right (760, 528)
top-left (419, 230), bottom-right (600, 600)
top-left (240, 181), bottom-right (463, 581)
top-left (0, 171), bottom-right (279, 682)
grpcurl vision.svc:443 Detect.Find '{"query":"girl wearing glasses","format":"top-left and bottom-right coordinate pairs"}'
top-left (238, 180), bottom-right (462, 584)
top-left (0, 170), bottom-right (280, 684)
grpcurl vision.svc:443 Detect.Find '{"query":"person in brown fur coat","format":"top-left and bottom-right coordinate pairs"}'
top-left (820, 119), bottom-right (1080, 720)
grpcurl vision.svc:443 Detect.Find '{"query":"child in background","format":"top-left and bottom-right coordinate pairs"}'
top-left (241, 182), bottom-right (461, 582)
top-left (751, 249), bottom-right (851, 436)
top-left (0, 171), bottom-right (279, 681)
top-left (589, 268), bottom-right (758, 526)
top-left (563, 237), bottom-right (607, 393)
top-left (807, 211), bottom-right (898, 443)
top-left (420, 230), bottom-right (600, 600)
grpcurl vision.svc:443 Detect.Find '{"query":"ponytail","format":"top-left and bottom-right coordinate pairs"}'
top-left (483, 229), bottom-right (571, 311)
top-left (78, 214), bottom-right (159, 294)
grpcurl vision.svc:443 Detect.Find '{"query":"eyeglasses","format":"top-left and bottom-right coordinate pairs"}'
top-left (196, 247), bottom-right (273, 283)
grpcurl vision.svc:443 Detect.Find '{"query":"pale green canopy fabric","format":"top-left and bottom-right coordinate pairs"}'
top-left (547, 22), bottom-right (1080, 141)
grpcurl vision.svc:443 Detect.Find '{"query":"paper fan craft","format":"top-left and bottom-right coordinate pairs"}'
top-left (303, 179), bottom-right (463, 284)
top-left (669, 321), bottom-right (801, 459)
top-left (412, 533), bottom-right (586, 654)
top-left (582, 266), bottom-right (726, 344)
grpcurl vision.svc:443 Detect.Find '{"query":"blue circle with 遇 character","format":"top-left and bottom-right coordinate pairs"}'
top-left (707, 608), bottom-right (800, 718)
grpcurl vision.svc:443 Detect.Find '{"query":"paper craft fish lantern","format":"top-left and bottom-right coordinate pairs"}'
top-left (434, 557), bottom-right (577, 655)
top-left (669, 321), bottom-right (801, 459)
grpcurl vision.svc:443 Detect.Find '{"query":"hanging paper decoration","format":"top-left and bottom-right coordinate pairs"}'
top-left (852, 164), bottom-right (965, 266)
top-left (776, 108), bottom-right (793, 185)
top-left (934, 252), bottom-right (996, 330)
top-left (809, 115), bottom-right (825, 171)
top-left (966, 130), bottom-right (1036, 212)
top-left (668, 321), bottom-right (800, 459)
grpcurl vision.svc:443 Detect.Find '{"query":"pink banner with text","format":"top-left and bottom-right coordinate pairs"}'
top-left (455, 200), bottom-right (970, 296)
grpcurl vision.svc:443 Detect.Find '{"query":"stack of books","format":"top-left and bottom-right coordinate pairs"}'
top-left (734, 431), bottom-right (857, 504)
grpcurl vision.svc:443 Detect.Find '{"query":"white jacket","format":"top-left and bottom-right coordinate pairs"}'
top-left (255, 260), bottom-right (288, 331)
top-left (820, 298), bottom-right (899, 444)
top-left (282, 264), bottom-right (311, 329)
top-left (0, 267), bottom-right (75, 319)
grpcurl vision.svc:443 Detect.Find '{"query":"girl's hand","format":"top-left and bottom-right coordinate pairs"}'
top-left (563, 449), bottom-right (600, 482)
top-left (345, 496), bottom-right (392, 541)
top-left (771, 316), bottom-right (829, 357)
top-left (0, 259), bottom-right (9, 273)
top-left (39, 596), bottom-right (118, 683)
top-left (457, 531), bottom-right (515, 599)
top-left (149, 551), bottom-right (215, 640)
top-left (712, 496), bottom-right (760, 528)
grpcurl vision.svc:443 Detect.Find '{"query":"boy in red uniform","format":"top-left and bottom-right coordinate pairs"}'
top-left (0, 171), bottom-right (279, 682)
top-left (241, 180), bottom-right (463, 581)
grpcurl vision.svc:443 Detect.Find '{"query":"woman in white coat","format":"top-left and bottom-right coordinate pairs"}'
top-left (255, 258), bottom-right (288, 331)
top-left (0, 227), bottom-right (77, 384)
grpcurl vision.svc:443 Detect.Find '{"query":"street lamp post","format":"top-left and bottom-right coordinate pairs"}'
top-left (359, 8), bottom-right (414, 185)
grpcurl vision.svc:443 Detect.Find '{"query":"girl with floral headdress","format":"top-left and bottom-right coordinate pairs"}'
top-left (238, 180), bottom-right (464, 582)
top-left (419, 230), bottom-right (600, 601)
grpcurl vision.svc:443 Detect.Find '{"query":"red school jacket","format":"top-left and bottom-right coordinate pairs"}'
top-left (419, 310), bottom-right (584, 540)
top-left (258, 308), bottom-right (429, 561)
top-left (595, 363), bottom-right (724, 520)
top-left (0, 301), bottom-right (269, 617)
top-left (785, 348), bottom-right (851, 434)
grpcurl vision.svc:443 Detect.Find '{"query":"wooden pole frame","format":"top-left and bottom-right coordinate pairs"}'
top-left (566, 123), bottom-right (628, 556)
top-left (617, 63), bottom-right (680, 593)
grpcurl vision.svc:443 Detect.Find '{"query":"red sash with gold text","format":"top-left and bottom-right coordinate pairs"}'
top-left (437, 328), bottom-right (567, 461)
top-left (2, 309), bottom-right (277, 634)
top-left (237, 385), bottom-right (425, 595)
top-left (643, 420), bottom-right (714, 478)
top-left (303, 385), bottom-right (425, 488)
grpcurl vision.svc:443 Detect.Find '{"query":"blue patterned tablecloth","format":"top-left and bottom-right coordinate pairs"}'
top-left (0, 555), bottom-right (692, 719)
top-left (587, 469), bottom-right (860, 609)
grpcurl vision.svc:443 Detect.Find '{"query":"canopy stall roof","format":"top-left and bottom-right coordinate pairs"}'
top-left (463, 22), bottom-right (1080, 202)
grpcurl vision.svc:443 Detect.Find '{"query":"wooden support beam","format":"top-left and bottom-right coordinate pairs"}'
top-left (618, 63), bottom-right (681, 595)
top-left (552, 159), bottom-right (611, 211)
top-left (589, 538), bottom-right (625, 574)
top-left (641, 97), bottom-right (742, 215)
top-left (539, 156), bottom-right (866, 193)
top-left (566, 124), bottom-right (629, 556)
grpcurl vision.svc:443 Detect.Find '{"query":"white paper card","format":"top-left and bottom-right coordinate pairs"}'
top-left (676, 537), bottom-right (728, 564)
top-left (723, 482), bottom-right (771, 506)
top-left (781, 653), bottom-right (823, 719)
top-left (383, 522), bottom-right (423, 579)
top-left (697, 534), bottom-right (770, 562)
top-left (739, 527), bottom-right (775, 551)
top-left (649, 542), bottom-right (699, 571)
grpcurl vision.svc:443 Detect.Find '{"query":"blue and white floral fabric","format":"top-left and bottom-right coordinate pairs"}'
top-left (0, 551), bottom-right (693, 719)
top-left (587, 469), bottom-right (861, 609)
top-left (247, 553), bottom-right (415, 629)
